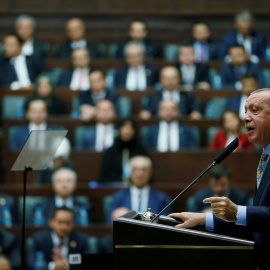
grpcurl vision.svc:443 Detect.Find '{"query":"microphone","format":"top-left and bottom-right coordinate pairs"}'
top-left (151, 137), bottom-right (239, 223)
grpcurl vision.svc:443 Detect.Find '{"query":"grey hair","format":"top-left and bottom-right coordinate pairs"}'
top-left (235, 10), bottom-right (254, 22)
top-left (130, 155), bottom-right (152, 169)
top-left (14, 14), bottom-right (36, 28)
top-left (250, 88), bottom-right (270, 106)
top-left (124, 41), bottom-right (146, 57)
top-left (52, 167), bottom-right (77, 184)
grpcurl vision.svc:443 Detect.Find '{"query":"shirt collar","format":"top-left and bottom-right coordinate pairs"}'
top-left (55, 195), bottom-right (74, 208)
top-left (263, 143), bottom-right (270, 156)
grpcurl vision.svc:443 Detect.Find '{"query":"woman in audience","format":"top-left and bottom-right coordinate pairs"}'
top-left (98, 117), bottom-right (149, 183)
top-left (210, 109), bottom-right (253, 150)
top-left (24, 74), bottom-right (66, 115)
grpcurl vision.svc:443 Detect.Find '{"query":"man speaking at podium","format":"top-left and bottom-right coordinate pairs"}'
top-left (169, 88), bottom-right (270, 270)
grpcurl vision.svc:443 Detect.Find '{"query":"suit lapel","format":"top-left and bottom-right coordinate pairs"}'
top-left (253, 162), bottom-right (270, 206)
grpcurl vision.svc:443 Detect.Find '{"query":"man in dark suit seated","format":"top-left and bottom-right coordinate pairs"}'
top-left (142, 99), bottom-right (198, 151)
top-left (169, 88), bottom-right (270, 269)
top-left (14, 14), bottom-right (48, 63)
top-left (175, 44), bottom-right (211, 91)
top-left (27, 207), bottom-right (91, 270)
top-left (78, 69), bottom-right (119, 122)
top-left (0, 230), bottom-right (21, 270)
top-left (139, 66), bottom-right (202, 120)
top-left (57, 48), bottom-right (91, 91)
top-left (0, 33), bottom-right (43, 90)
top-left (226, 73), bottom-right (259, 118)
top-left (76, 100), bottom-right (117, 151)
top-left (108, 156), bottom-right (171, 223)
top-left (34, 168), bottom-right (92, 226)
top-left (114, 42), bottom-right (159, 91)
top-left (54, 18), bottom-right (103, 59)
top-left (189, 165), bottom-right (249, 213)
top-left (115, 19), bottom-right (162, 59)
top-left (220, 44), bottom-right (265, 89)
top-left (182, 20), bottom-right (219, 63)
top-left (219, 10), bottom-right (267, 62)
top-left (0, 193), bottom-right (16, 227)
top-left (9, 99), bottom-right (70, 150)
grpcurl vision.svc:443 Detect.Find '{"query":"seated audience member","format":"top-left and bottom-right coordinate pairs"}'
top-left (210, 109), bottom-right (254, 150)
top-left (0, 33), bottom-right (43, 90)
top-left (9, 99), bottom-right (70, 150)
top-left (24, 74), bottom-right (66, 115)
top-left (76, 100), bottom-right (117, 151)
top-left (183, 20), bottom-right (219, 63)
top-left (27, 207), bottom-right (91, 270)
top-left (220, 44), bottom-right (265, 89)
top-left (99, 117), bottom-right (149, 183)
top-left (226, 73), bottom-right (259, 118)
top-left (100, 207), bottom-right (129, 253)
top-left (142, 100), bottom-right (198, 151)
top-left (34, 137), bottom-right (74, 185)
top-left (219, 10), bottom-right (267, 62)
top-left (14, 14), bottom-right (47, 62)
top-left (115, 19), bottom-right (162, 59)
top-left (55, 18), bottom-right (102, 59)
top-left (175, 44), bottom-right (211, 90)
top-left (0, 193), bottom-right (16, 227)
top-left (34, 168), bottom-right (91, 226)
top-left (78, 69), bottom-right (119, 122)
top-left (57, 48), bottom-right (91, 91)
top-left (0, 230), bottom-right (21, 270)
top-left (109, 156), bottom-right (170, 222)
top-left (114, 42), bottom-right (159, 90)
top-left (0, 255), bottom-right (12, 270)
top-left (139, 66), bottom-right (202, 120)
top-left (189, 165), bottom-right (249, 213)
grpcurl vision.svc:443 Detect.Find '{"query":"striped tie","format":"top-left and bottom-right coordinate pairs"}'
top-left (257, 150), bottom-right (268, 189)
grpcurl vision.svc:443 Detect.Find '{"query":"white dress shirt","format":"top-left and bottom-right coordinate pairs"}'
top-left (157, 121), bottom-right (180, 152)
top-left (95, 123), bottom-right (114, 152)
top-left (48, 232), bottom-right (69, 270)
top-left (126, 65), bottom-right (147, 91)
top-left (21, 39), bottom-right (34, 56)
top-left (70, 39), bottom-right (87, 50)
top-left (55, 196), bottom-right (74, 209)
top-left (162, 89), bottom-right (181, 103)
top-left (70, 68), bottom-right (90, 91)
top-left (180, 64), bottom-right (196, 86)
top-left (130, 185), bottom-right (150, 212)
top-left (10, 54), bottom-right (32, 90)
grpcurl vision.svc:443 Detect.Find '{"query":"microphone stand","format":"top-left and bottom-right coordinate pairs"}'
top-left (151, 161), bottom-right (216, 223)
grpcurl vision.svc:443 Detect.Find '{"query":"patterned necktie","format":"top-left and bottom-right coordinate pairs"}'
top-left (257, 150), bottom-right (268, 189)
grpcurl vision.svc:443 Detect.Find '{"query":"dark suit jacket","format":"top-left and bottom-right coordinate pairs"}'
top-left (175, 63), bottom-right (210, 86)
top-left (9, 125), bottom-right (60, 150)
top-left (54, 41), bottom-right (103, 58)
top-left (114, 64), bottom-right (159, 89)
top-left (143, 91), bottom-right (201, 116)
top-left (31, 39), bottom-right (48, 63)
top-left (0, 193), bottom-right (16, 226)
top-left (36, 197), bottom-right (92, 225)
top-left (27, 229), bottom-right (91, 269)
top-left (109, 187), bottom-right (170, 222)
top-left (191, 187), bottom-right (249, 212)
top-left (211, 153), bottom-right (270, 269)
top-left (220, 61), bottom-right (265, 88)
top-left (115, 40), bottom-right (162, 59)
top-left (225, 94), bottom-right (242, 112)
top-left (0, 55), bottom-right (43, 87)
top-left (57, 69), bottom-right (75, 87)
top-left (219, 30), bottom-right (267, 59)
top-left (0, 230), bottom-right (21, 270)
top-left (78, 88), bottom-right (119, 114)
top-left (142, 123), bottom-right (198, 150)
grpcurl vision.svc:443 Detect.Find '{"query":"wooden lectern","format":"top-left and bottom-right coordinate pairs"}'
top-left (114, 211), bottom-right (255, 270)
